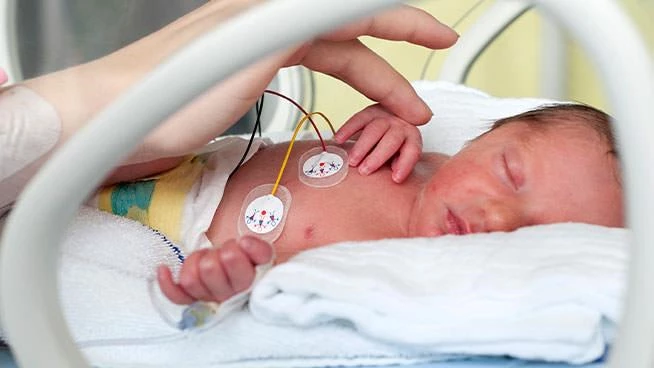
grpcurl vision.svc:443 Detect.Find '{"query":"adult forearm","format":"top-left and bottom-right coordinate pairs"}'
top-left (20, 0), bottom-right (270, 157)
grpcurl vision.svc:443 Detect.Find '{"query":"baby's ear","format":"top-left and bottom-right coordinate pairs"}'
top-left (609, 154), bottom-right (623, 188)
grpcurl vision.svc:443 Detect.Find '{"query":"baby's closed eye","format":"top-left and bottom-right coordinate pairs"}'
top-left (500, 149), bottom-right (524, 191)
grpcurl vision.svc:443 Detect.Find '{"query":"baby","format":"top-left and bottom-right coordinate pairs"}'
top-left (95, 103), bottom-right (623, 306)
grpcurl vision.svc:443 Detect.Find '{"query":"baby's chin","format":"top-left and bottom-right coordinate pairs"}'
top-left (407, 215), bottom-right (441, 238)
top-left (409, 210), bottom-right (468, 238)
top-left (420, 227), bottom-right (446, 238)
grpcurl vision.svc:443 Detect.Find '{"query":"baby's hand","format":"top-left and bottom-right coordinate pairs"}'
top-left (334, 104), bottom-right (423, 183)
top-left (157, 236), bottom-right (273, 305)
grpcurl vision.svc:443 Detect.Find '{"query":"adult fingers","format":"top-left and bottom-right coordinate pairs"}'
top-left (323, 5), bottom-right (458, 51)
top-left (299, 39), bottom-right (432, 125)
top-left (157, 265), bottom-right (196, 305)
top-left (0, 68), bottom-right (7, 85)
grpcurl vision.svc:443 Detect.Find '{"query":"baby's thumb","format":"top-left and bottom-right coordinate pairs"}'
top-left (238, 236), bottom-right (274, 265)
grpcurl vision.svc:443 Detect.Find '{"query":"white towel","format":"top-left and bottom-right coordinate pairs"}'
top-left (57, 207), bottom-right (450, 367)
top-left (249, 223), bottom-right (627, 364)
top-left (53, 208), bottom-right (627, 367)
top-left (59, 206), bottom-right (183, 344)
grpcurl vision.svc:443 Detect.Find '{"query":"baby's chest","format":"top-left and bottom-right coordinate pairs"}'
top-left (210, 162), bottom-right (402, 261)
top-left (272, 190), bottom-right (392, 261)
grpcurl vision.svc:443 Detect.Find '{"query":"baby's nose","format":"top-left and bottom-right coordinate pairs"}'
top-left (483, 200), bottom-right (522, 233)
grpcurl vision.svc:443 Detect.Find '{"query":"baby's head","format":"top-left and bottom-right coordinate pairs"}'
top-left (410, 104), bottom-right (623, 237)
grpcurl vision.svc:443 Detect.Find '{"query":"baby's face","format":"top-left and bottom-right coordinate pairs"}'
top-left (409, 121), bottom-right (623, 237)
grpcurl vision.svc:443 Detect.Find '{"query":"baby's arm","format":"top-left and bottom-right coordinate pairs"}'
top-left (334, 103), bottom-right (423, 183)
top-left (157, 236), bottom-right (273, 304)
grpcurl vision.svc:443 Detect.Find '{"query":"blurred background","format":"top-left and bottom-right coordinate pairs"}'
top-left (316, 0), bottom-right (654, 124)
top-left (3, 0), bottom-right (654, 127)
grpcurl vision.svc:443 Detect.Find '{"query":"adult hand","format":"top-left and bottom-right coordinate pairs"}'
top-left (129, 2), bottom-right (456, 164)
top-left (286, 4), bottom-right (457, 126)
top-left (22, 1), bottom-right (456, 171)
top-left (0, 67), bottom-right (8, 85)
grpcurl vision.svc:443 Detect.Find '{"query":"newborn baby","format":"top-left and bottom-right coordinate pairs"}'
top-left (152, 103), bottom-right (623, 305)
top-left (94, 103), bottom-right (622, 305)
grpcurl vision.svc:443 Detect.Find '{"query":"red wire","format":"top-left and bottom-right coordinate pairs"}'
top-left (264, 89), bottom-right (327, 151)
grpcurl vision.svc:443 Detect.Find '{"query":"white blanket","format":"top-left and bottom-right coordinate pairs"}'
top-left (250, 225), bottom-right (626, 363)
top-left (57, 207), bottom-right (627, 367)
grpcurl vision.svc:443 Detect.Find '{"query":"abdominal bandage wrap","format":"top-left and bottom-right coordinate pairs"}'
top-left (0, 86), bottom-right (61, 182)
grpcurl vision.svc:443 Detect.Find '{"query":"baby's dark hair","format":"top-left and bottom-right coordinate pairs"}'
top-left (489, 103), bottom-right (618, 158)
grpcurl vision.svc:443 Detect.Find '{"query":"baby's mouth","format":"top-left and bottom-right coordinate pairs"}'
top-left (445, 209), bottom-right (468, 235)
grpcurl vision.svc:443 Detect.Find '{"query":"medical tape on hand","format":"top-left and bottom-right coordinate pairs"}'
top-left (0, 86), bottom-right (61, 182)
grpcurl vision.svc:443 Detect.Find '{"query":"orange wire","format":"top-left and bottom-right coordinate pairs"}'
top-left (271, 112), bottom-right (336, 196)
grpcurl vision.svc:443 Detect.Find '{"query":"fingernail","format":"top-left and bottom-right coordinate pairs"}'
top-left (412, 103), bottom-right (433, 123)
top-left (200, 256), bottom-right (215, 271)
top-left (359, 165), bottom-right (371, 175)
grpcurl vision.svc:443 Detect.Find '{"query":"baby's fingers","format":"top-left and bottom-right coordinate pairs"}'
top-left (157, 265), bottom-right (195, 305)
top-left (238, 236), bottom-right (274, 265)
top-left (358, 122), bottom-right (408, 176)
top-left (334, 104), bottom-right (389, 144)
top-left (390, 132), bottom-right (422, 183)
top-left (177, 249), bottom-right (214, 302)
top-left (348, 118), bottom-right (391, 171)
top-left (199, 241), bottom-right (257, 302)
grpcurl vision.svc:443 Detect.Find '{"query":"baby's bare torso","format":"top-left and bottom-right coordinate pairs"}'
top-left (207, 140), bottom-right (443, 262)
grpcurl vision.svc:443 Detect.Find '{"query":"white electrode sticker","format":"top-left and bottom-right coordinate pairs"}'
top-left (238, 184), bottom-right (290, 243)
top-left (244, 194), bottom-right (284, 234)
top-left (298, 145), bottom-right (349, 188)
top-left (302, 151), bottom-right (344, 178)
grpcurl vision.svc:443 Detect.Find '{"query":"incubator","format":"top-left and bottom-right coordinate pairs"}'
top-left (0, 1), bottom-right (653, 368)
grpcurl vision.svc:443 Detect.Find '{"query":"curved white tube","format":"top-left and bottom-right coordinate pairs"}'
top-left (532, 1), bottom-right (654, 367)
top-left (0, 1), bottom-right (399, 367)
top-left (438, 1), bottom-right (533, 83)
top-left (0, 0), bottom-right (21, 82)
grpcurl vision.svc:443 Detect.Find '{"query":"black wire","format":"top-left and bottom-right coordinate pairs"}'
top-left (229, 94), bottom-right (264, 179)
top-left (255, 94), bottom-right (264, 136)
top-left (257, 98), bottom-right (263, 137)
